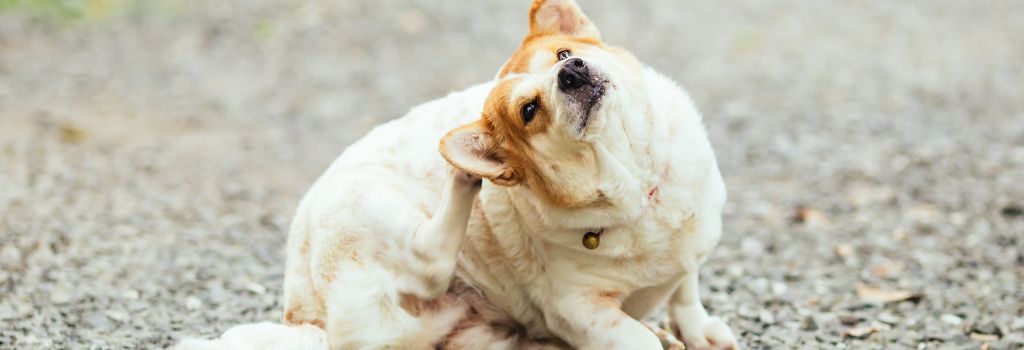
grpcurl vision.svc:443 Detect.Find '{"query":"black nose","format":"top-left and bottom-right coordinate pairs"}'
top-left (558, 58), bottom-right (589, 91)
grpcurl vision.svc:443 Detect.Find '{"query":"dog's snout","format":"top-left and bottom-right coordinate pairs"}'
top-left (558, 58), bottom-right (589, 91)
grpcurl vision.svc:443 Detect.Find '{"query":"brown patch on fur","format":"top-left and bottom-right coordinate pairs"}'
top-left (438, 309), bottom-right (486, 350)
top-left (498, 35), bottom-right (602, 77)
top-left (499, 0), bottom-right (601, 76)
top-left (399, 293), bottom-right (441, 317)
top-left (283, 307), bottom-right (325, 329)
top-left (419, 203), bottom-right (433, 219)
top-left (592, 290), bottom-right (624, 309)
top-left (316, 234), bottom-right (362, 283)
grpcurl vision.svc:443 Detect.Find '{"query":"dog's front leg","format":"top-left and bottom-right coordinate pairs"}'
top-left (543, 291), bottom-right (662, 350)
top-left (397, 168), bottom-right (481, 299)
top-left (668, 261), bottom-right (738, 350)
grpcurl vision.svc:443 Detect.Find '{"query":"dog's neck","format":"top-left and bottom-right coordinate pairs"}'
top-left (501, 77), bottom-right (670, 231)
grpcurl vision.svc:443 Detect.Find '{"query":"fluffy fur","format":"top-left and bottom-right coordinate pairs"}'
top-left (176, 1), bottom-right (737, 349)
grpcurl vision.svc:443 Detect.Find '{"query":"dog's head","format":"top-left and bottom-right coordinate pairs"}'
top-left (442, 0), bottom-right (653, 212)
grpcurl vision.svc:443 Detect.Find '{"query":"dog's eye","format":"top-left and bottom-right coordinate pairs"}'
top-left (557, 49), bottom-right (572, 61)
top-left (521, 100), bottom-right (539, 125)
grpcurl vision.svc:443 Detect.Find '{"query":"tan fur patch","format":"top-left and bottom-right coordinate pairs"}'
top-left (498, 35), bottom-right (601, 77)
top-left (316, 234), bottom-right (362, 283)
top-left (592, 290), bottom-right (624, 308)
top-left (283, 307), bottom-right (325, 329)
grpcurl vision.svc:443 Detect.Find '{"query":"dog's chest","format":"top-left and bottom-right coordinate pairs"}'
top-left (548, 208), bottom-right (698, 286)
top-left (456, 197), bottom-right (701, 336)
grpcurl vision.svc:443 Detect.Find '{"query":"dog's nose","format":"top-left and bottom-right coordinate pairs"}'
top-left (558, 58), bottom-right (589, 91)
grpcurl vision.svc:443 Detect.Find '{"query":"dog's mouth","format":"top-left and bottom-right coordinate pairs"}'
top-left (572, 79), bottom-right (608, 136)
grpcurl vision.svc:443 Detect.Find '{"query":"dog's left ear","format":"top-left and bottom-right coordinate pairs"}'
top-left (439, 121), bottom-right (520, 186)
top-left (528, 0), bottom-right (600, 39)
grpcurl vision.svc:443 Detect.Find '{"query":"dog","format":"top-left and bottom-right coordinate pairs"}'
top-left (177, 0), bottom-right (737, 349)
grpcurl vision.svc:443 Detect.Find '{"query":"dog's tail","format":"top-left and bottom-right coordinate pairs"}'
top-left (174, 322), bottom-right (328, 350)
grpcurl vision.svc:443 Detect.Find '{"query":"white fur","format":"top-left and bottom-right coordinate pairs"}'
top-left (175, 322), bottom-right (328, 350)
top-left (178, 72), bottom-right (736, 349)
top-left (177, 1), bottom-right (738, 348)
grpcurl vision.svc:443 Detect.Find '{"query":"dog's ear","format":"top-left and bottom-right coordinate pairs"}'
top-left (528, 0), bottom-right (600, 39)
top-left (440, 122), bottom-right (519, 186)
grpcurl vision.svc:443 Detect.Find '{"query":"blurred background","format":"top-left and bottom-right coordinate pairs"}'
top-left (1, 0), bottom-right (1022, 348)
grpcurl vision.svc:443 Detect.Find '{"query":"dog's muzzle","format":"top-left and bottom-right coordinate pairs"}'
top-left (557, 58), bottom-right (607, 135)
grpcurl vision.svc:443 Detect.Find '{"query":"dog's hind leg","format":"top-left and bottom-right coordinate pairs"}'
top-left (320, 262), bottom-right (466, 350)
top-left (312, 168), bottom-right (480, 349)
top-left (396, 168), bottom-right (482, 299)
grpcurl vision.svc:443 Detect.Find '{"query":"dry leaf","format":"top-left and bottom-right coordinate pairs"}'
top-left (793, 206), bottom-right (830, 226)
top-left (856, 283), bottom-right (922, 304)
top-left (844, 326), bottom-right (879, 339)
top-left (58, 124), bottom-right (88, 144)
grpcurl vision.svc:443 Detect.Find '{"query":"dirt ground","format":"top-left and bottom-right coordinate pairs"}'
top-left (1, 0), bottom-right (1022, 349)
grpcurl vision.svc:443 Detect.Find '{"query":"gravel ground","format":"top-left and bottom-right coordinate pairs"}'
top-left (1, 0), bottom-right (1023, 349)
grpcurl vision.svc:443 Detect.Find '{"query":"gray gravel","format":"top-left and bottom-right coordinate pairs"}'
top-left (1, 0), bottom-right (1023, 349)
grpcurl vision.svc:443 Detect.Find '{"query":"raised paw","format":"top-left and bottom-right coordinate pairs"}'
top-left (677, 316), bottom-right (738, 350)
top-left (451, 168), bottom-right (482, 188)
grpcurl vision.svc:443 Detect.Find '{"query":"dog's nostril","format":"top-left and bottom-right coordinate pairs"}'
top-left (559, 58), bottom-right (589, 91)
top-left (558, 69), bottom-right (583, 90)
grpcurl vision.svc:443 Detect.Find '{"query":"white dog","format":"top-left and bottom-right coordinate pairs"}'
top-left (178, 0), bottom-right (738, 349)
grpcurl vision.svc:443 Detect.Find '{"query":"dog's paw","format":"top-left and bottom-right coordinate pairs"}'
top-left (677, 317), bottom-right (738, 350)
top-left (450, 168), bottom-right (482, 188)
top-left (644, 323), bottom-right (686, 350)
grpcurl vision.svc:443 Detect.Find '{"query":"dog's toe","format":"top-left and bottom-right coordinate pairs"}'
top-left (679, 317), bottom-right (738, 350)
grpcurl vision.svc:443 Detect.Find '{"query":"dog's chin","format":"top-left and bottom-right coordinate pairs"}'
top-left (573, 82), bottom-right (609, 137)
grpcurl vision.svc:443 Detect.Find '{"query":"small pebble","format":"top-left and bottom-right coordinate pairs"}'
top-left (0, 245), bottom-right (22, 269)
top-left (940, 314), bottom-right (963, 326)
top-left (839, 314), bottom-right (863, 326)
top-left (801, 316), bottom-right (818, 331)
top-left (971, 320), bottom-right (1003, 337)
top-left (186, 296), bottom-right (203, 311)
top-left (122, 290), bottom-right (140, 300)
top-left (48, 288), bottom-right (72, 304)
top-left (245, 283), bottom-right (267, 295)
top-left (105, 310), bottom-right (129, 322)
top-left (1010, 317), bottom-right (1024, 331)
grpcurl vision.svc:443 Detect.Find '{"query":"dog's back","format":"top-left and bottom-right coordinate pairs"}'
top-left (176, 83), bottom-right (494, 350)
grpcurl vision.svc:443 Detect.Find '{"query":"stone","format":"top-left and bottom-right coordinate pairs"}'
top-left (939, 314), bottom-right (963, 326)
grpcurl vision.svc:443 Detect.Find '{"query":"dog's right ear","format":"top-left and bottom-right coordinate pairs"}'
top-left (439, 122), bottom-right (519, 186)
